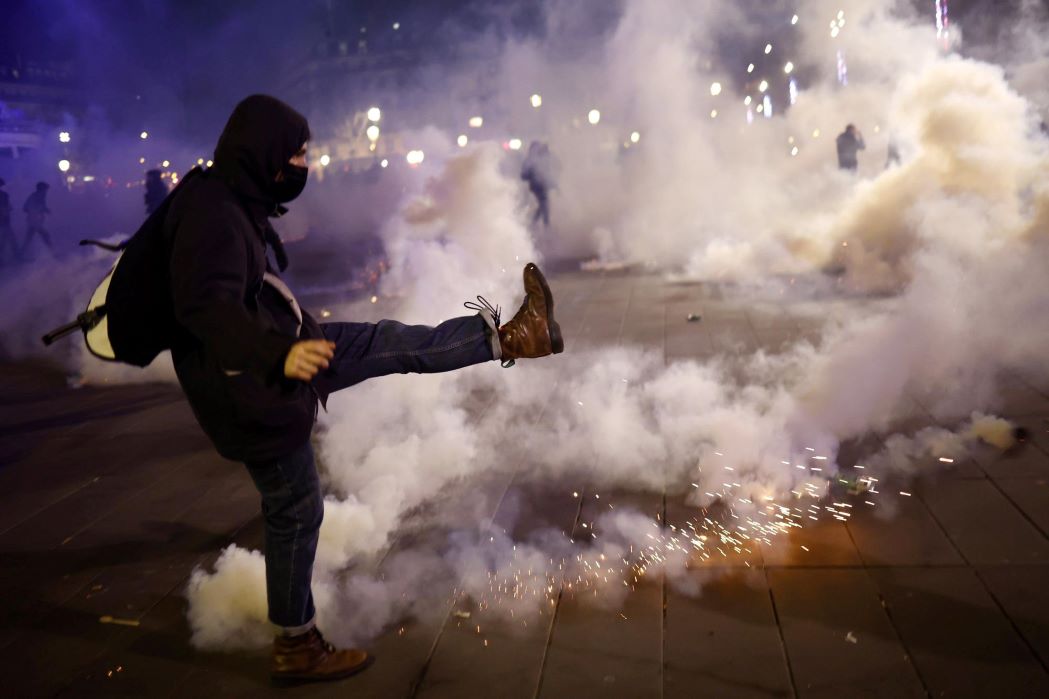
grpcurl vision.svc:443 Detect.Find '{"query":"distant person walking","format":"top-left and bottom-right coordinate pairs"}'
top-left (144, 169), bottom-right (168, 215)
top-left (836, 124), bottom-right (865, 172)
top-left (0, 177), bottom-right (15, 265)
top-left (521, 141), bottom-right (556, 227)
top-left (21, 181), bottom-right (53, 258)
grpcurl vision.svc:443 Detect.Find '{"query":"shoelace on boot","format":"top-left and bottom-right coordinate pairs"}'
top-left (464, 296), bottom-right (514, 368)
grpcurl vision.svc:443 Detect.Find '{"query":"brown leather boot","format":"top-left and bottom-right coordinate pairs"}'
top-left (498, 263), bottom-right (564, 361)
top-left (271, 627), bottom-right (372, 684)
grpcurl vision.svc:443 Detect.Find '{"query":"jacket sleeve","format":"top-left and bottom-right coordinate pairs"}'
top-left (169, 205), bottom-right (296, 380)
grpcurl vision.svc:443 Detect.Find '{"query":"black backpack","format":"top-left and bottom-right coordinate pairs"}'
top-left (42, 167), bottom-right (202, 366)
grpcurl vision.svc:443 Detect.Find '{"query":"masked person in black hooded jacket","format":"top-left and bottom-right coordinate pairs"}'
top-left (165, 95), bottom-right (564, 684)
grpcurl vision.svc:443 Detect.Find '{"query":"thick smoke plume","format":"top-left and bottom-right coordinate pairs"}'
top-left (7, 1), bottom-right (1046, 650)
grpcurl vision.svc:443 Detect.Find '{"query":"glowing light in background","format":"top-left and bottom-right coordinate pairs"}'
top-left (630, 131), bottom-right (641, 143)
top-left (197, 158), bottom-right (204, 165)
top-left (392, 22), bottom-right (400, 30)
top-left (380, 159), bottom-right (389, 168)
top-left (759, 80), bottom-right (769, 92)
top-left (162, 160), bottom-right (170, 168)
top-left (763, 95), bottom-right (773, 118)
top-left (530, 93), bottom-right (542, 108)
top-left (710, 82), bottom-right (722, 96)
top-left (747, 63), bottom-right (755, 73)
top-left (58, 131), bottom-right (70, 143)
top-left (206, 159), bottom-right (213, 168)
top-left (319, 154), bottom-right (331, 167)
top-left (406, 150), bottom-right (425, 165)
top-left (508, 138), bottom-right (523, 150)
top-left (813, 128), bottom-right (821, 137)
top-left (57, 159), bottom-right (70, 172)
top-left (783, 61), bottom-right (794, 74)
top-left (457, 134), bottom-right (469, 147)
top-left (587, 109), bottom-right (601, 125)
top-left (791, 146), bottom-right (799, 156)
top-left (138, 157), bottom-right (145, 164)
top-left (935, 0), bottom-right (950, 47)
top-left (837, 50), bottom-right (848, 85)
top-left (366, 124), bottom-right (380, 141)
top-left (140, 131), bottom-right (148, 140)
top-left (764, 43), bottom-right (773, 54)
top-left (367, 107), bottom-right (381, 122)
top-left (744, 95), bottom-right (752, 105)
top-left (791, 14), bottom-right (799, 25)
top-left (468, 116), bottom-right (484, 128)
top-left (789, 78), bottom-right (798, 105)
top-left (746, 107), bottom-right (754, 124)
top-left (710, 109), bottom-right (718, 118)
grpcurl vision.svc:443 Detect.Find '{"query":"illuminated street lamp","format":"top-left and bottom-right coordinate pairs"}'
top-left (530, 94), bottom-right (542, 108)
top-left (468, 116), bottom-right (484, 128)
top-left (630, 131), bottom-right (641, 143)
top-left (366, 124), bottom-right (380, 141)
top-left (320, 154), bottom-right (331, 166)
top-left (406, 150), bottom-right (425, 165)
top-left (367, 107), bottom-right (381, 122)
top-left (759, 80), bottom-right (769, 92)
top-left (58, 159), bottom-right (70, 172)
top-left (58, 131), bottom-right (70, 143)
top-left (784, 61), bottom-right (794, 74)
top-left (140, 131), bottom-right (148, 140)
top-left (587, 109), bottom-right (601, 125)
top-left (508, 138), bottom-right (522, 150)
top-left (457, 134), bottom-right (469, 147)
top-left (710, 82), bottom-right (722, 96)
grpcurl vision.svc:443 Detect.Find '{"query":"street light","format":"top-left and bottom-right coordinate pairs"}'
top-left (630, 131), bottom-right (640, 143)
top-left (58, 131), bottom-right (70, 143)
top-left (140, 131), bottom-right (149, 140)
top-left (530, 94), bottom-right (542, 108)
top-left (587, 109), bottom-right (601, 125)
top-left (366, 124), bottom-right (380, 141)
top-left (759, 80), bottom-right (769, 92)
top-left (710, 82), bottom-right (722, 96)
top-left (367, 107), bottom-right (381, 122)
top-left (320, 154), bottom-right (331, 166)
top-left (58, 159), bottom-right (70, 172)
top-left (508, 138), bottom-right (522, 150)
top-left (457, 134), bottom-right (469, 147)
top-left (469, 116), bottom-right (484, 128)
top-left (406, 150), bottom-right (425, 165)
top-left (784, 61), bottom-right (794, 74)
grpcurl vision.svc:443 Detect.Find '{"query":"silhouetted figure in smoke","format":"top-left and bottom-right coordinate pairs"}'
top-left (885, 140), bottom-right (901, 169)
top-left (165, 95), bottom-right (563, 684)
top-left (836, 124), bottom-right (865, 171)
top-left (21, 182), bottom-right (53, 259)
top-left (0, 177), bottom-right (15, 265)
top-left (521, 141), bottom-right (556, 227)
top-left (144, 169), bottom-right (168, 215)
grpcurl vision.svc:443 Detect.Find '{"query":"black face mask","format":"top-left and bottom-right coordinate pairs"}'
top-left (273, 164), bottom-right (308, 203)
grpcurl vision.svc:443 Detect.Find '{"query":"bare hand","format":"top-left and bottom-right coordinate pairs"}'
top-left (284, 340), bottom-right (335, 381)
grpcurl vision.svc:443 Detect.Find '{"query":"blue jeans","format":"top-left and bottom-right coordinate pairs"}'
top-left (244, 314), bottom-right (496, 631)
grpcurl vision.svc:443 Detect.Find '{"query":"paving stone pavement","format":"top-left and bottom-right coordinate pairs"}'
top-left (1, 269), bottom-right (1048, 698)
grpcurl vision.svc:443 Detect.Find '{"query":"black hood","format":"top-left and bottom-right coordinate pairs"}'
top-left (212, 95), bottom-right (310, 210)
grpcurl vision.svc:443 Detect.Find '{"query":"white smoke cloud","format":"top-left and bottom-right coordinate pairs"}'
top-left (93, 0), bottom-right (1046, 650)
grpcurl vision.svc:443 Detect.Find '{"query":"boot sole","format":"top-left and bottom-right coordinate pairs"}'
top-left (528, 263), bottom-right (564, 354)
top-left (272, 654), bottom-right (376, 686)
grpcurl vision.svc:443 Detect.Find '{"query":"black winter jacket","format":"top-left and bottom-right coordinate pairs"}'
top-left (166, 95), bottom-right (323, 462)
